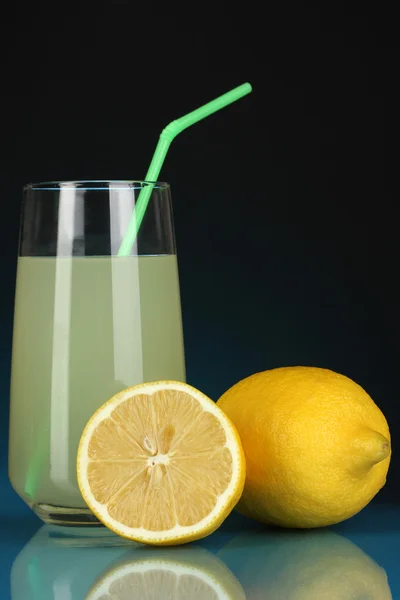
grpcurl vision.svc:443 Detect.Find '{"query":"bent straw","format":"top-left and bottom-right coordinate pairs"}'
top-left (117, 82), bottom-right (252, 256)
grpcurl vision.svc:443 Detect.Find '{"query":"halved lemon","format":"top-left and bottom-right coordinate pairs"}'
top-left (77, 381), bottom-right (245, 545)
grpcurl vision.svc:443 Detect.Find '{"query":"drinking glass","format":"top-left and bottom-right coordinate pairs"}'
top-left (8, 181), bottom-right (185, 525)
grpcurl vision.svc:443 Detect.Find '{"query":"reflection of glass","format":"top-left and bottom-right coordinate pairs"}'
top-left (11, 526), bottom-right (244, 600)
top-left (218, 529), bottom-right (392, 599)
top-left (8, 181), bottom-right (186, 526)
top-left (86, 546), bottom-right (245, 600)
top-left (11, 525), bottom-right (133, 599)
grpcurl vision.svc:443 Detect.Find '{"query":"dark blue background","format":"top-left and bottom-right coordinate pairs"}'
top-left (1, 2), bottom-right (399, 518)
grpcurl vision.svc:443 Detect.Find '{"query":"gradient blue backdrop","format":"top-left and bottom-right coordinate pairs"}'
top-left (1, 3), bottom-right (399, 517)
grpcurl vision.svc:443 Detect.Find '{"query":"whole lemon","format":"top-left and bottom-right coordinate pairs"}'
top-left (217, 366), bottom-right (391, 528)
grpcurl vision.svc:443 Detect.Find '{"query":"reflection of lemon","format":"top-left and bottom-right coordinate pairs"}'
top-left (77, 381), bottom-right (245, 545)
top-left (218, 530), bottom-right (392, 599)
top-left (86, 546), bottom-right (246, 600)
top-left (217, 366), bottom-right (391, 527)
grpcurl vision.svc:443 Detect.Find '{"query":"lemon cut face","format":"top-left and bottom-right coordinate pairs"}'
top-left (77, 381), bottom-right (245, 545)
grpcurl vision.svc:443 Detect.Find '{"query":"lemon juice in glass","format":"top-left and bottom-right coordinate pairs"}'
top-left (8, 181), bottom-right (185, 525)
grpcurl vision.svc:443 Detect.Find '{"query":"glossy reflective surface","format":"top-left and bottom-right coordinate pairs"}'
top-left (0, 504), bottom-right (399, 599)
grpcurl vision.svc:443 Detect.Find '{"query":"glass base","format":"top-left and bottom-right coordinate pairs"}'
top-left (32, 503), bottom-right (103, 526)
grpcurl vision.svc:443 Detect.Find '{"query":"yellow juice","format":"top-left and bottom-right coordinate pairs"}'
top-left (9, 255), bottom-right (185, 515)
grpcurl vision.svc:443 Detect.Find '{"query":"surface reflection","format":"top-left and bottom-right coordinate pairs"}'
top-left (11, 525), bottom-right (134, 599)
top-left (11, 526), bottom-right (245, 599)
top-left (217, 528), bottom-right (392, 599)
top-left (86, 545), bottom-right (245, 600)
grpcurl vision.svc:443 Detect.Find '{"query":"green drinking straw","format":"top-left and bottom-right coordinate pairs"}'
top-left (117, 82), bottom-right (252, 256)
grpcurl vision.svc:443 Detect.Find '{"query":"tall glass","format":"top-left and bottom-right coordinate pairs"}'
top-left (8, 181), bottom-right (186, 526)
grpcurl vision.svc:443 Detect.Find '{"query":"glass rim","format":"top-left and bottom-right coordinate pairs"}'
top-left (24, 180), bottom-right (170, 191)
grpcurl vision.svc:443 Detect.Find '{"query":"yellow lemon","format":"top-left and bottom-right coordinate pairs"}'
top-left (77, 381), bottom-right (245, 545)
top-left (217, 366), bottom-right (391, 528)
